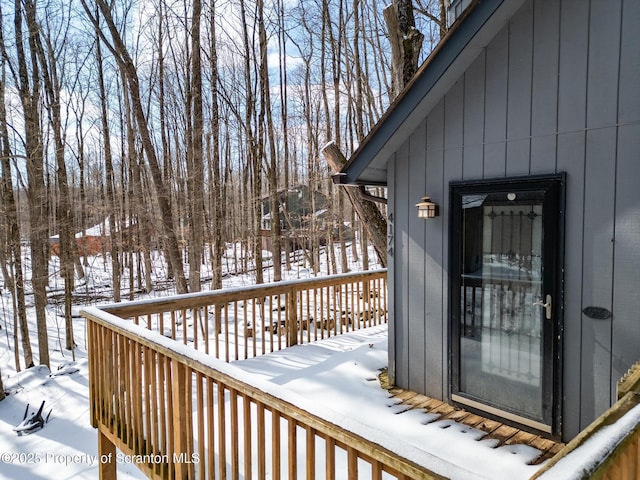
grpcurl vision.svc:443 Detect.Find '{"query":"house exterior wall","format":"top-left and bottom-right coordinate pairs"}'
top-left (388, 0), bottom-right (640, 441)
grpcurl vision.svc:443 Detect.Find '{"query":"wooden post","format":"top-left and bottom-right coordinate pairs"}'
top-left (171, 361), bottom-right (192, 480)
top-left (98, 429), bottom-right (117, 480)
top-left (87, 323), bottom-right (98, 429)
top-left (287, 290), bottom-right (298, 347)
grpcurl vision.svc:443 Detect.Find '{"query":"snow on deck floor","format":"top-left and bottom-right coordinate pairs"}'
top-left (0, 323), bottom-right (546, 480)
top-left (233, 324), bottom-right (544, 480)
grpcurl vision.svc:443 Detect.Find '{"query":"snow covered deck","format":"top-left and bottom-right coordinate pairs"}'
top-left (80, 272), bottom-right (640, 479)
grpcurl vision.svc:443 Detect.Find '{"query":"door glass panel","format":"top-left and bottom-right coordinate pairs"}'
top-left (459, 191), bottom-right (545, 421)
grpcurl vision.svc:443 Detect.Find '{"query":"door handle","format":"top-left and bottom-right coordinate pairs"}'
top-left (533, 294), bottom-right (552, 320)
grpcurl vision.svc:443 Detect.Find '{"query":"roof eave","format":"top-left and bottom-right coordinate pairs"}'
top-left (335, 0), bottom-right (522, 187)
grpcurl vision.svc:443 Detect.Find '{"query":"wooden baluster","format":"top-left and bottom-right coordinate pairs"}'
top-left (166, 357), bottom-right (175, 478)
top-left (243, 394), bottom-right (252, 479)
top-left (196, 372), bottom-right (205, 480)
top-left (347, 447), bottom-right (357, 480)
top-left (171, 361), bottom-right (192, 480)
top-left (306, 426), bottom-right (316, 480)
top-left (206, 378), bottom-right (215, 477)
top-left (217, 383), bottom-right (227, 479)
top-left (272, 410), bottom-right (281, 479)
top-left (371, 460), bottom-right (382, 480)
top-left (288, 417), bottom-right (297, 480)
top-left (193, 308), bottom-right (198, 350)
top-left (257, 402), bottom-right (266, 480)
top-left (325, 437), bottom-right (335, 480)
top-left (158, 355), bottom-right (168, 479)
top-left (230, 389), bottom-right (239, 478)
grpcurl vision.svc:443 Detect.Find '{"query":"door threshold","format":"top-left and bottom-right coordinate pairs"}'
top-left (451, 394), bottom-right (552, 434)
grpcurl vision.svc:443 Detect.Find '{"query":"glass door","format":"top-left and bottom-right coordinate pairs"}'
top-left (450, 176), bottom-right (563, 434)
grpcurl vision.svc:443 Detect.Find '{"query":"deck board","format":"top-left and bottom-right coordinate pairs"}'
top-left (378, 369), bottom-right (564, 465)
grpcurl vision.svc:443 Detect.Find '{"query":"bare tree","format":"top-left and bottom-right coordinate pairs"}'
top-left (257, 0), bottom-right (283, 282)
top-left (14, 0), bottom-right (51, 367)
top-left (238, 0), bottom-right (263, 284)
top-left (82, 0), bottom-right (188, 293)
top-left (206, 1), bottom-right (224, 291)
top-left (0, 26), bottom-right (33, 368)
top-left (33, 2), bottom-right (76, 350)
top-left (414, 0), bottom-right (448, 40)
top-left (95, 28), bottom-right (122, 302)
top-left (186, 0), bottom-right (205, 292)
top-left (0, 0), bottom-right (450, 320)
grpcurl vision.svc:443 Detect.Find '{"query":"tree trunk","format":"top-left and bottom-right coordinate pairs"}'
top-left (33, 13), bottom-right (75, 350)
top-left (361, 222), bottom-right (370, 270)
top-left (207, 1), bottom-right (223, 291)
top-left (338, 190), bottom-right (349, 272)
top-left (96, 36), bottom-right (121, 302)
top-left (384, 0), bottom-right (424, 100)
top-left (16, 0), bottom-right (50, 367)
top-left (258, 0), bottom-right (282, 282)
top-left (0, 48), bottom-right (33, 369)
top-left (322, 142), bottom-right (387, 267)
top-left (239, 0), bottom-right (263, 284)
top-left (187, 0), bottom-right (205, 292)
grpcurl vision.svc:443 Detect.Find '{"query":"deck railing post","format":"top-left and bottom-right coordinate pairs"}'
top-left (87, 322), bottom-right (98, 429)
top-left (98, 429), bottom-right (117, 480)
top-left (287, 289), bottom-right (298, 347)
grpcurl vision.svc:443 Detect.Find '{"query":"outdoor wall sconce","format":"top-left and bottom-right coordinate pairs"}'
top-left (416, 196), bottom-right (439, 219)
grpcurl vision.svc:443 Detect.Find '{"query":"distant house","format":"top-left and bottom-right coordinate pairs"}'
top-left (261, 185), bottom-right (350, 251)
top-left (336, 0), bottom-right (640, 442)
top-left (50, 219), bottom-right (156, 257)
top-left (50, 223), bottom-right (110, 257)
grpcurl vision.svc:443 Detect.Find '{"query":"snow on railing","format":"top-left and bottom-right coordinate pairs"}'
top-left (96, 270), bottom-right (387, 362)
top-left (531, 361), bottom-right (640, 480)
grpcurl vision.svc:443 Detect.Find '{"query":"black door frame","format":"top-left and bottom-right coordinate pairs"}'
top-left (449, 173), bottom-right (565, 438)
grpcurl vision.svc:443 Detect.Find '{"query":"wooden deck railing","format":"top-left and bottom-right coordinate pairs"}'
top-left (532, 361), bottom-right (640, 480)
top-left (82, 270), bottom-right (453, 479)
top-left (82, 269), bottom-right (640, 479)
top-left (97, 270), bottom-right (387, 362)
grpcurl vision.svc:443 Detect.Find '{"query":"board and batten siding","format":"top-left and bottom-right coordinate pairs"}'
top-left (387, 0), bottom-right (640, 441)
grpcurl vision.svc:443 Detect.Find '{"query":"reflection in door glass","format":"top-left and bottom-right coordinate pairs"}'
top-left (459, 191), bottom-right (544, 420)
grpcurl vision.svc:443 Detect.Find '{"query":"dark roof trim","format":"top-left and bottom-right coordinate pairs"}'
top-left (334, 0), bottom-right (505, 186)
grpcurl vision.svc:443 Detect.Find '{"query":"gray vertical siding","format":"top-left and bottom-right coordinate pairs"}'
top-left (426, 100), bottom-right (446, 398)
top-left (581, 127), bottom-right (616, 426)
top-left (613, 124), bottom-right (640, 384)
top-left (483, 27), bottom-right (508, 177)
top-left (395, 139), bottom-right (410, 389)
top-left (612, 0), bottom-right (640, 400)
top-left (557, 0), bottom-right (589, 439)
top-left (407, 123), bottom-right (427, 393)
top-left (505, 1), bottom-right (533, 176)
top-left (389, 0), bottom-right (640, 441)
top-left (387, 156), bottom-right (396, 386)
